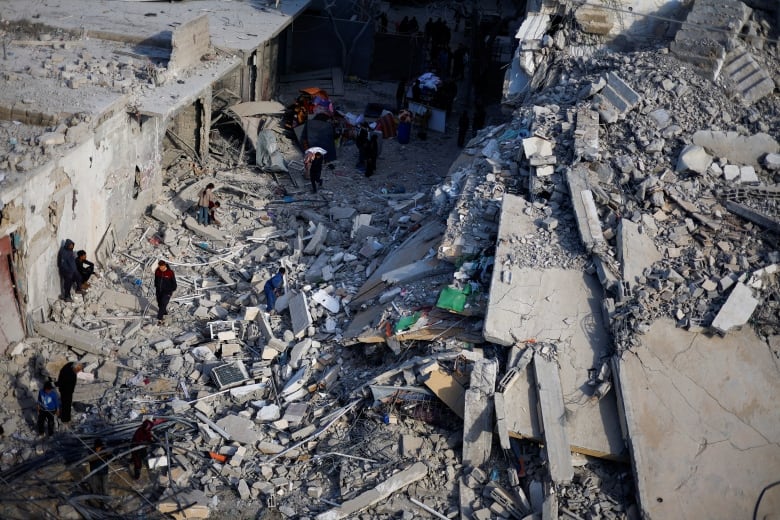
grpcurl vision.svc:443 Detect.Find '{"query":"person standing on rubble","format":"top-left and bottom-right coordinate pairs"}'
top-left (365, 134), bottom-right (379, 178)
top-left (309, 152), bottom-right (324, 193)
top-left (197, 183), bottom-right (215, 225)
top-left (154, 260), bottom-right (177, 325)
top-left (355, 123), bottom-right (370, 171)
top-left (57, 361), bottom-right (83, 425)
top-left (264, 267), bottom-right (286, 312)
top-left (57, 239), bottom-right (79, 302)
top-left (36, 381), bottom-right (60, 437)
top-left (131, 420), bottom-right (155, 480)
top-left (88, 438), bottom-right (110, 508)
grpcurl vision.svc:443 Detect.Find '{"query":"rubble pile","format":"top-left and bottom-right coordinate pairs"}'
top-left (1, 0), bottom-right (779, 518)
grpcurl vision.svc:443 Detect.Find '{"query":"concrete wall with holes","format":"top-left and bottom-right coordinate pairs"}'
top-left (1, 109), bottom-right (164, 318)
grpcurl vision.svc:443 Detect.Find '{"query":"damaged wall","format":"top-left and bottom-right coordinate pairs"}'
top-left (0, 109), bottom-right (165, 320)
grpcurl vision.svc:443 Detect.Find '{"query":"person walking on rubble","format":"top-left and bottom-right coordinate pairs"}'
top-left (264, 267), bottom-right (286, 313)
top-left (57, 361), bottom-right (83, 424)
top-left (36, 381), bottom-right (60, 437)
top-left (309, 152), bottom-right (324, 193)
top-left (154, 260), bottom-right (177, 325)
top-left (57, 239), bottom-right (80, 302)
top-left (131, 419), bottom-right (155, 480)
top-left (365, 134), bottom-right (379, 178)
top-left (197, 183), bottom-right (215, 225)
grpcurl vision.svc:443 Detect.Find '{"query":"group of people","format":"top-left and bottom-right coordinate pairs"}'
top-left (57, 239), bottom-right (98, 302)
top-left (36, 361), bottom-right (83, 436)
top-left (196, 182), bottom-right (220, 226)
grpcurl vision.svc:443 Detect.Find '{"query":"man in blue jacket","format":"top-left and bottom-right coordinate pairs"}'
top-left (264, 267), bottom-right (286, 312)
top-left (37, 381), bottom-right (60, 437)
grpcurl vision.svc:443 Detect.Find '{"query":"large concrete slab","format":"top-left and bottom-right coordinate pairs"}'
top-left (617, 320), bottom-right (780, 519)
top-left (484, 193), bottom-right (624, 458)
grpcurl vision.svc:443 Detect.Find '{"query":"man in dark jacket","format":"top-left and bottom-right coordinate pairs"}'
top-left (76, 250), bottom-right (97, 290)
top-left (154, 260), bottom-right (177, 325)
top-left (57, 361), bottom-right (83, 424)
top-left (57, 239), bottom-right (79, 302)
top-left (131, 420), bottom-right (156, 480)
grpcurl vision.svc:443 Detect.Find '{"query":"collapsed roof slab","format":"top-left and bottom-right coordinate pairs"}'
top-left (1, 0), bottom-right (312, 53)
top-left (616, 319), bottom-right (780, 518)
top-left (484, 194), bottom-right (625, 458)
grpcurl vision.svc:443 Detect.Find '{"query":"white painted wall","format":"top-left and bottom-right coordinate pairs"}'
top-left (7, 111), bottom-right (165, 316)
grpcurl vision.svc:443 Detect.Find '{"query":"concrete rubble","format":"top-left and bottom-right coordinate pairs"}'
top-left (0, 0), bottom-right (779, 519)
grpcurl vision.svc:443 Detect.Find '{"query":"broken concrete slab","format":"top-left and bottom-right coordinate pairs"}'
top-left (692, 130), bottom-right (778, 167)
top-left (462, 359), bottom-right (497, 469)
top-left (380, 258), bottom-right (450, 285)
top-left (311, 290), bottom-right (339, 313)
top-left (484, 194), bottom-right (623, 458)
top-left (534, 353), bottom-right (574, 484)
top-left (574, 107), bottom-right (600, 162)
top-left (710, 282), bottom-right (759, 334)
top-left (565, 169), bottom-right (606, 252)
top-left (215, 414), bottom-right (258, 445)
top-left (151, 204), bottom-right (179, 225)
top-left (675, 144), bottom-right (712, 174)
top-left (617, 219), bottom-right (662, 287)
top-left (315, 462), bottom-right (428, 520)
top-left (99, 289), bottom-right (150, 313)
top-left (616, 319), bottom-right (780, 518)
top-left (304, 222), bottom-right (328, 255)
top-left (35, 322), bottom-right (113, 356)
top-left (184, 216), bottom-right (227, 244)
top-left (289, 291), bottom-right (313, 339)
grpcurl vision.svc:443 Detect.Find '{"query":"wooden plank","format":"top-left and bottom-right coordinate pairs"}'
top-left (423, 366), bottom-right (465, 419)
top-left (533, 355), bottom-right (574, 483)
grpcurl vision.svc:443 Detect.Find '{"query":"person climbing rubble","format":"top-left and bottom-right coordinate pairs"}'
top-left (130, 419), bottom-right (156, 480)
top-left (263, 267), bottom-right (286, 312)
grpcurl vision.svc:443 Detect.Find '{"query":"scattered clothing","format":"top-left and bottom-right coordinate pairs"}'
top-left (154, 261), bottom-right (177, 322)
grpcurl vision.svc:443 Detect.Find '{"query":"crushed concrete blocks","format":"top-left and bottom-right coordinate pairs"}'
top-left (566, 166), bottom-right (606, 252)
top-left (574, 107), bottom-right (600, 161)
top-left (676, 144), bottom-right (712, 174)
top-left (617, 219), bottom-right (662, 287)
top-left (592, 72), bottom-right (640, 123)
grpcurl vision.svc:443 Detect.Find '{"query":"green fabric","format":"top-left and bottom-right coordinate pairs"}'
top-left (394, 312), bottom-right (421, 333)
top-left (436, 285), bottom-right (471, 313)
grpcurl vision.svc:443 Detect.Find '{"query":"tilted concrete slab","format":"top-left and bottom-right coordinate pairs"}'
top-left (99, 289), bottom-right (150, 313)
top-left (616, 320), bottom-right (780, 518)
top-left (35, 322), bottom-right (113, 356)
top-left (484, 193), bottom-right (624, 458)
top-left (617, 219), bottom-right (661, 287)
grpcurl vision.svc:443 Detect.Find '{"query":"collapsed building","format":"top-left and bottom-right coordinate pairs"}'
top-left (0, 0), bottom-right (779, 519)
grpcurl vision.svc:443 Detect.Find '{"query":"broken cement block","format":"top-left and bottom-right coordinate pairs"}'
top-left (289, 338), bottom-right (313, 369)
top-left (315, 462), bottom-right (428, 520)
top-left (311, 289), bottom-right (339, 313)
top-left (237, 479), bottom-right (250, 500)
top-left (400, 434), bottom-right (423, 457)
top-left (574, 3), bottom-right (614, 34)
top-left (184, 216), bottom-right (226, 243)
top-left (215, 414), bottom-right (258, 445)
top-left (35, 322), bottom-right (112, 356)
top-left (289, 291), bottom-right (313, 339)
top-left (151, 204), bottom-right (179, 225)
top-left (617, 219), bottom-right (661, 287)
top-left (304, 222), bottom-right (328, 255)
top-left (675, 144), bottom-right (712, 174)
top-left (711, 283), bottom-right (759, 334)
top-left (282, 402), bottom-right (307, 427)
